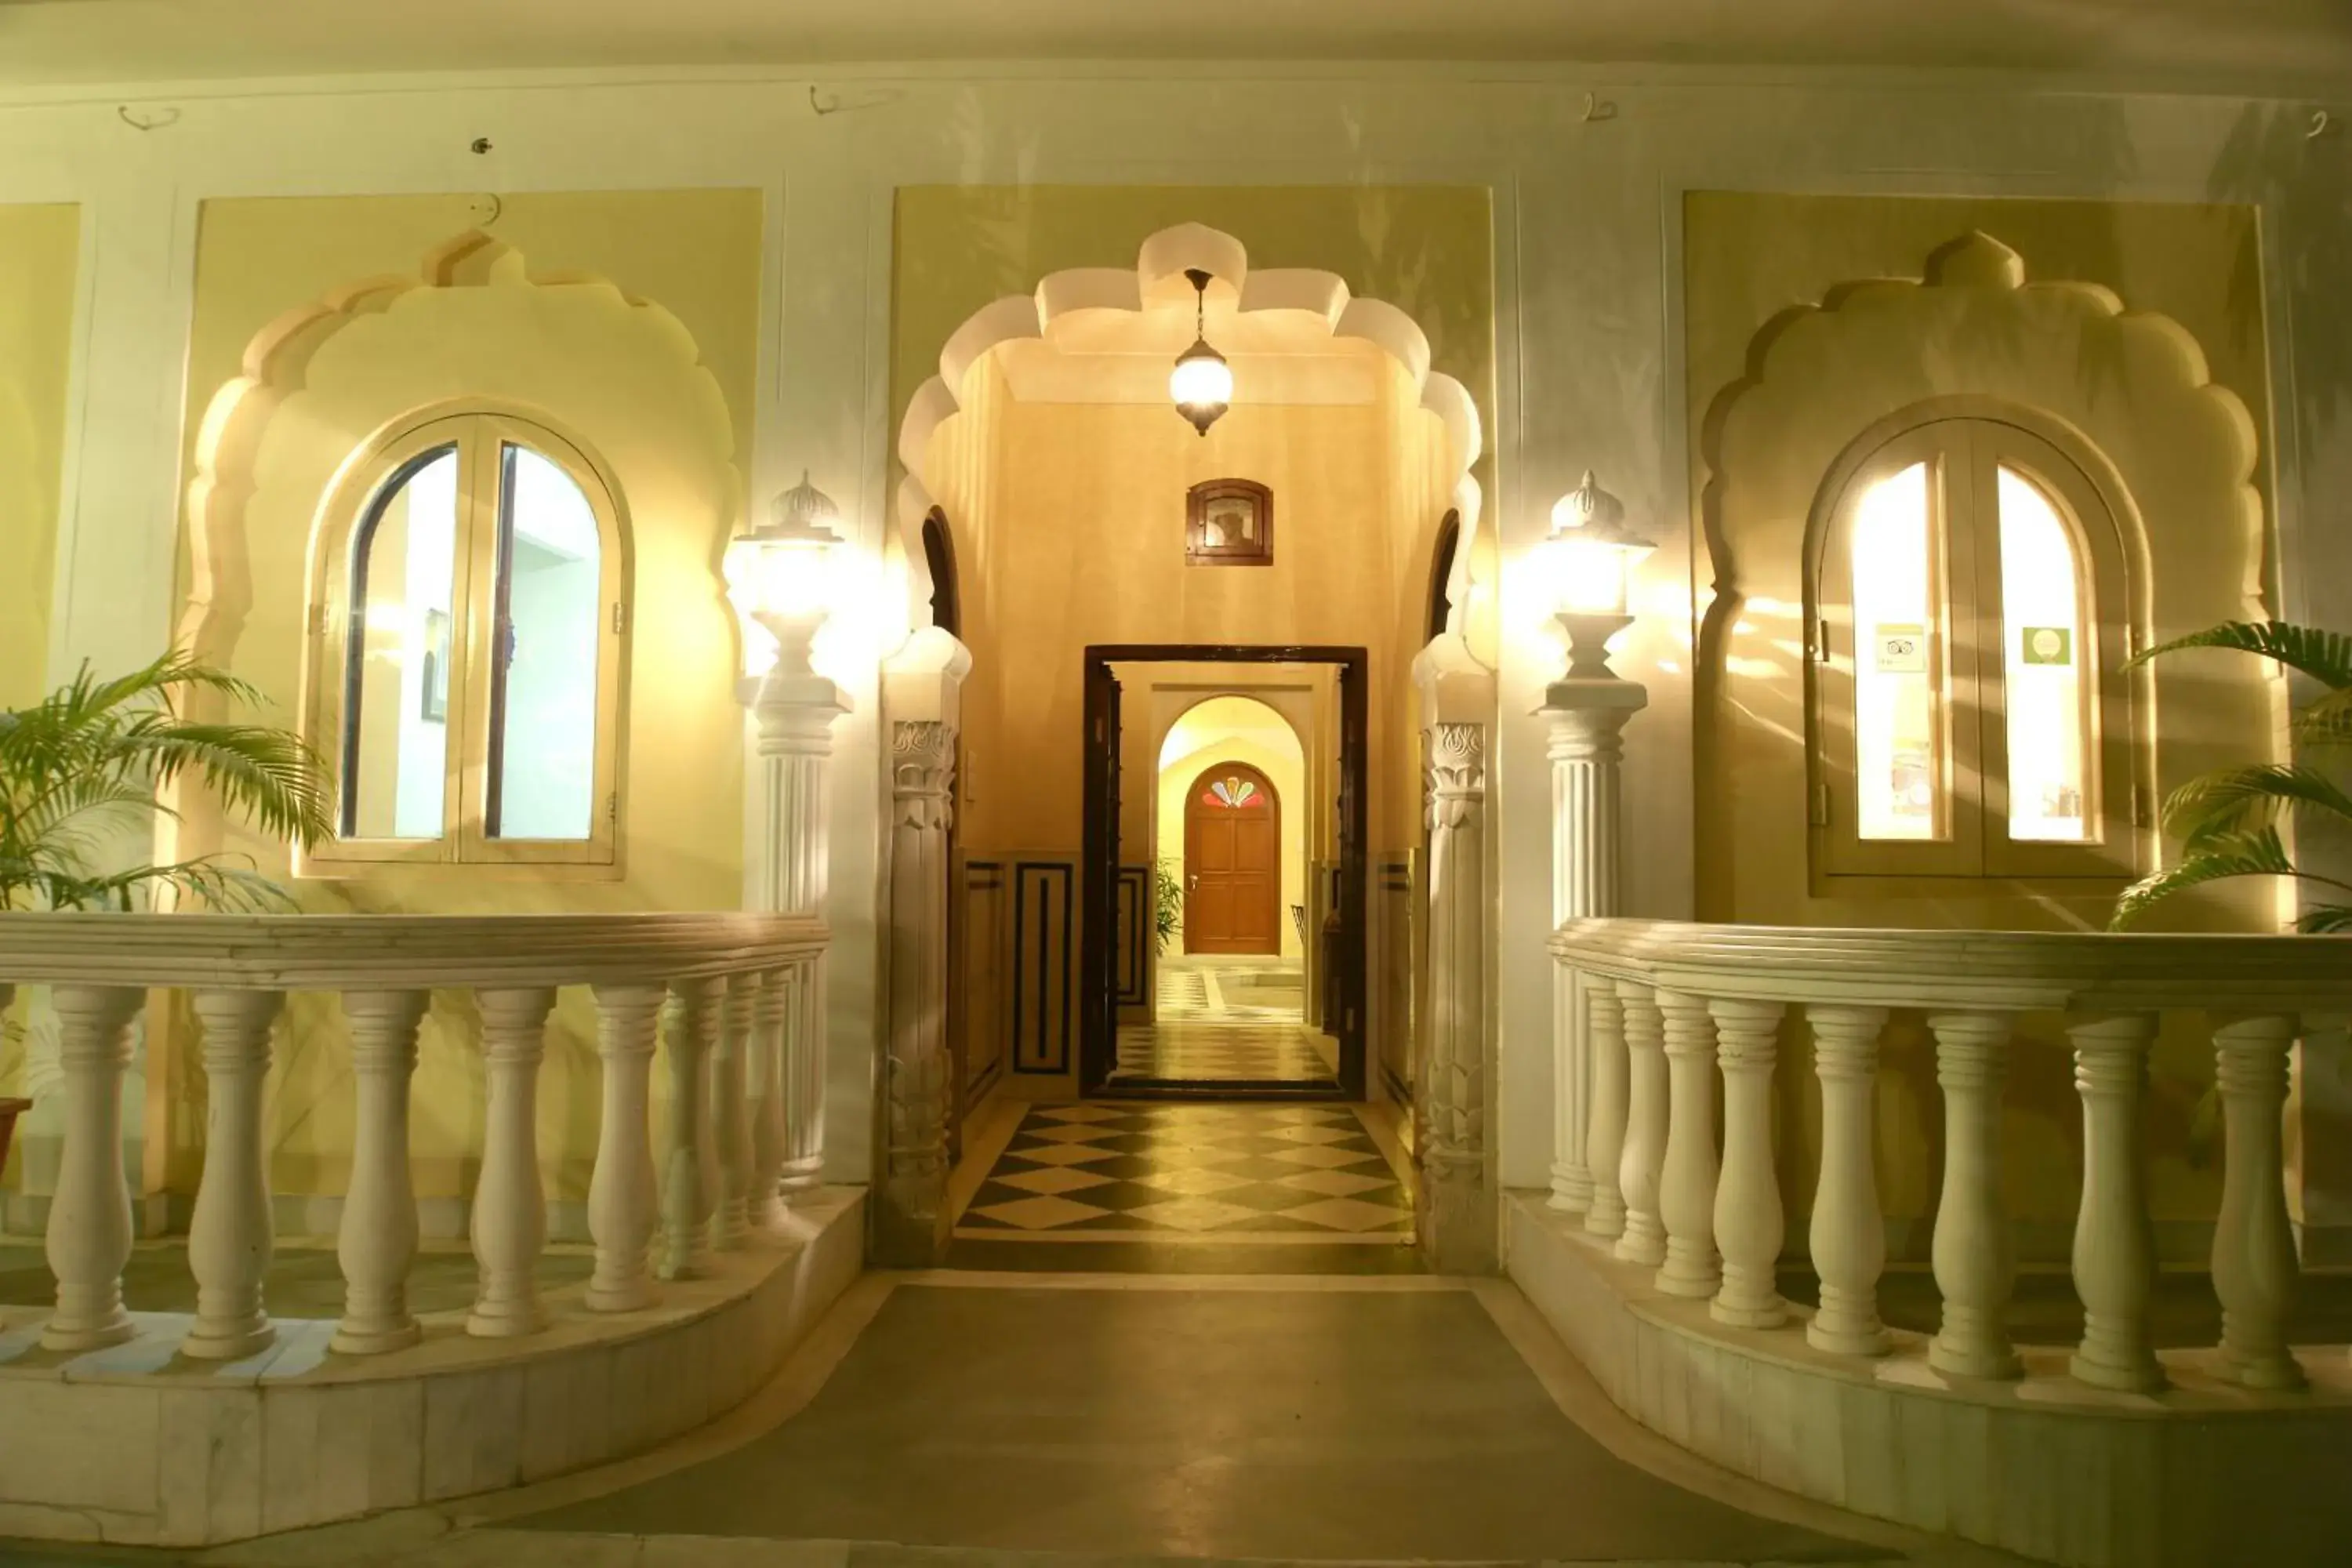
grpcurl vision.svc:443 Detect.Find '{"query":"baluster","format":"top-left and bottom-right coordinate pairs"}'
top-left (1613, 981), bottom-right (1668, 1266)
top-left (467, 988), bottom-right (555, 1338)
top-left (1710, 998), bottom-right (1788, 1327)
top-left (585, 985), bottom-right (663, 1312)
top-left (1654, 990), bottom-right (1722, 1298)
top-left (2066, 1012), bottom-right (2165, 1391)
top-left (1548, 967), bottom-right (1591, 1213)
top-left (749, 967), bottom-right (792, 1230)
top-left (333, 990), bottom-right (429, 1353)
top-left (42, 985), bottom-right (145, 1352)
top-left (1926, 1011), bottom-right (2022, 1380)
top-left (1805, 1005), bottom-right (1890, 1356)
top-left (778, 956), bottom-right (824, 1197)
top-left (659, 978), bottom-right (721, 1277)
top-left (1583, 978), bottom-right (1628, 1238)
top-left (2211, 1013), bottom-right (2304, 1390)
top-left (182, 989), bottom-right (282, 1360)
top-left (711, 972), bottom-right (757, 1250)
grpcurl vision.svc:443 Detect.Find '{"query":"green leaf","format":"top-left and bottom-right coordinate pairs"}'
top-left (2296, 905), bottom-right (2352, 934)
top-left (2161, 763), bottom-right (2352, 847)
top-left (2125, 619), bottom-right (2352, 689)
top-left (2296, 687), bottom-right (2352, 746)
top-left (2108, 827), bottom-right (2298, 929)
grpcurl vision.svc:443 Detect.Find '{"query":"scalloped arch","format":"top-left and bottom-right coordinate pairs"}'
top-left (892, 222), bottom-right (1485, 648)
top-left (1693, 227), bottom-right (2271, 925)
top-left (166, 230), bottom-right (743, 873)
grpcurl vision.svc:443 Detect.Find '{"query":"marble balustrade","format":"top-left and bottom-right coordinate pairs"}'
top-left (0, 910), bottom-right (827, 1360)
top-left (1552, 917), bottom-right (2352, 1395)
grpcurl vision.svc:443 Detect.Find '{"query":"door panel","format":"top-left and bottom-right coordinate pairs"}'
top-left (1184, 761), bottom-right (1280, 956)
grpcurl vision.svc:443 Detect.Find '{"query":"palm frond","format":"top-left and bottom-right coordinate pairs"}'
top-left (2110, 827), bottom-right (2296, 929)
top-left (2160, 763), bottom-right (2352, 847)
top-left (2296, 905), bottom-right (2352, 934)
top-left (2296, 687), bottom-right (2352, 747)
top-left (124, 721), bottom-right (333, 844)
top-left (2125, 619), bottom-right (2352, 689)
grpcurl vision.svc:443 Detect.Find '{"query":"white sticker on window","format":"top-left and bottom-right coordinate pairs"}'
top-left (1874, 622), bottom-right (1927, 673)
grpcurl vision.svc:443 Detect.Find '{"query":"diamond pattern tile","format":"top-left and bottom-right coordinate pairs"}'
top-left (993, 1166), bottom-right (1118, 1196)
top-left (970, 1194), bottom-right (1116, 1230)
top-left (954, 1102), bottom-right (1415, 1249)
top-left (1276, 1196), bottom-right (1412, 1233)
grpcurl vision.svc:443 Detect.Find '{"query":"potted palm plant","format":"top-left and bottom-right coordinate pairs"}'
top-left (1, 651), bottom-right (332, 913)
top-left (2110, 621), bottom-right (2352, 931)
top-left (1, 652), bottom-right (332, 1172)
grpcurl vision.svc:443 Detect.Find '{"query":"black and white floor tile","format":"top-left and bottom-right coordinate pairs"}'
top-left (954, 1102), bottom-right (1414, 1243)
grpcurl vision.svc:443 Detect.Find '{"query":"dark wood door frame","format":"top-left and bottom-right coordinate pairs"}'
top-left (1079, 643), bottom-right (1370, 1100)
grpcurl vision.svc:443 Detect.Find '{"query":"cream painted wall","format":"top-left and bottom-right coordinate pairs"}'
top-left (2, 67), bottom-right (2345, 1211)
top-left (1156, 695), bottom-right (1309, 960)
top-left (0, 203), bottom-right (79, 712)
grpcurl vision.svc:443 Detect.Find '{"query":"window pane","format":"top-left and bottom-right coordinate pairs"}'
top-left (489, 445), bottom-right (602, 840)
top-left (344, 446), bottom-right (458, 840)
top-left (1998, 467), bottom-right (2092, 842)
top-left (1849, 461), bottom-right (1943, 840)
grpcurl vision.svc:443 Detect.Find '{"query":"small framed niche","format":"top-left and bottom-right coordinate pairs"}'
top-left (1186, 478), bottom-right (1274, 567)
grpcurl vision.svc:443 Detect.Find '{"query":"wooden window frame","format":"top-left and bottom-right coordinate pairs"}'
top-left (299, 407), bottom-right (630, 878)
top-left (1805, 402), bottom-right (2147, 891)
top-left (1185, 478), bottom-right (1274, 567)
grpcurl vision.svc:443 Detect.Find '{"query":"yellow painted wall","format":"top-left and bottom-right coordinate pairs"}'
top-left (0, 203), bottom-right (79, 712)
top-left (1683, 194), bottom-right (2274, 1258)
top-left (936, 363), bottom-right (1454, 869)
top-left (1156, 696), bottom-right (1309, 960)
top-left (155, 192), bottom-right (763, 1206)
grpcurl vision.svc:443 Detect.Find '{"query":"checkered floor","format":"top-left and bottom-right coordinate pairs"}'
top-left (1155, 958), bottom-right (1306, 1023)
top-left (954, 1102), bottom-right (1414, 1243)
top-left (1112, 1021), bottom-right (1340, 1083)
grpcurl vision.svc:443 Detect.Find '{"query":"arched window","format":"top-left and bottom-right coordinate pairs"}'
top-left (307, 411), bottom-right (627, 869)
top-left (1425, 509), bottom-right (1461, 644)
top-left (922, 507), bottom-right (961, 640)
top-left (1809, 412), bottom-right (2142, 883)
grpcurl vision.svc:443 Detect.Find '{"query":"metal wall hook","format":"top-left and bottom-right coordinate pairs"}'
top-left (1580, 91), bottom-right (1619, 124)
top-left (117, 104), bottom-right (180, 132)
top-left (2310, 109), bottom-right (2334, 140)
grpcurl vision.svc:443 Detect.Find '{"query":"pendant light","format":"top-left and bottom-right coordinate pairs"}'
top-left (1168, 267), bottom-right (1232, 436)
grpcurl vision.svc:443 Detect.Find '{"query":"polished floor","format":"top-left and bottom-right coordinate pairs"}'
top-left (1113, 956), bottom-right (1339, 1086)
top-left (511, 1279), bottom-right (1896, 1563)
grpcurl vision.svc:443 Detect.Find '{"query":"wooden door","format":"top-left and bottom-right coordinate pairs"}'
top-left (1184, 761), bottom-right (1281, 954)
top-left (1080, 660), bottom-right (1122, 1092)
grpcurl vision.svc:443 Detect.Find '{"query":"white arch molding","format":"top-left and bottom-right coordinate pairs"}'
top-left (887, 220), bottom-right (1490, 669)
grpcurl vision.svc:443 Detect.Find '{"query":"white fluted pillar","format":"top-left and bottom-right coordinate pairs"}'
top-left (1926, 1011), bottom-right (2021, 1381)
top-left (755, 682), bottom-right (844, 1200)
top-left (182, 989), bottom-right (282, 1361)
top-left (1613, 980), bottom-right (1668, 1267)
top-left (1583, 978), bottom-right (1629, 1240)
top-left (748, 967), bottom-right (791, 1231)
top-left (1420, 719), bottom-right (1493, 1272)
top-left (1806, 1005), bottom-right (1890, 1356)
top-left (1710, 998), bottom-right (1787, 1328)
top-left (467, 987), bottom-right (554, 1338)
top-left (880, 715), bottom-right (958, 1265)
top-left (2212, 1013), bottom-right (2304, 1390)
top-left (1542, 681), bottom-right (1646, 1215)
top-left (586, 984), bottom-right (663, 1312)
top-left (2067, 1012), bottom-right (2164, 1391)
top-left (659, 978), bottom-right (720, 1279)
top-left (1654, 989), bottom-right (1722, 1298)
top-left (42, 985), bottom-right (143, 1352)
top-left (710, 972), bottom-right (757, 1251)
top-left (333, 989), bottom-right (429, 1354)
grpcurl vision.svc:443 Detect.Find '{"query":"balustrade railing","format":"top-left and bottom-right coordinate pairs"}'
top-left (1552, 917), bottom-right (2351, 1392)
top-left (0, 911), bottom-right (826, 1359)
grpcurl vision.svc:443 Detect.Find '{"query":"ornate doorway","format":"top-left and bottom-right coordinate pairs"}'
top-left (1182, 761), bottom-right (1281, 955)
